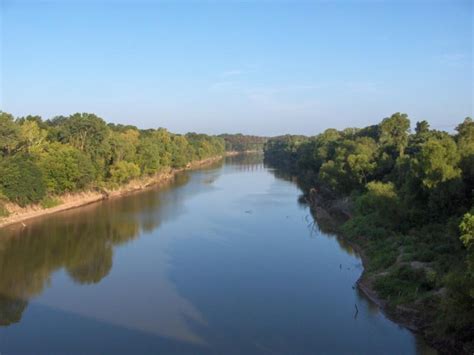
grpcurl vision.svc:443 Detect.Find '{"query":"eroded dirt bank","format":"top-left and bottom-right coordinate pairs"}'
top-left (0, 154), bottom-right (237, 229)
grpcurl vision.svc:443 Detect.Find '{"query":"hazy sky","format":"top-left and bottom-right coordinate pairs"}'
top-left (1, 0), bottom-right (472, 135)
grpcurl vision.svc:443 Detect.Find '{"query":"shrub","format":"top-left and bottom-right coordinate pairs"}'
top-left (0, 203), bottom-right (9, 217)
top-left (0, 154), bottom-right (45, 206)
top-left (39, 143), bottom-right (96, 194)
top-left (109, 161), bottom-right (141, 184)
top-left (0, 190), bottom-right (9, 217)
top-left (374, 265), bottom-right (435, 305)
top-left (40, 196), bottom-right (61, 209)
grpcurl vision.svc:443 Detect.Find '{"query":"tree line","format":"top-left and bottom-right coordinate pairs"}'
top-left (264, 113), bottom-right (473, 352)
top-left (218, 133), bottom-right (267, 152)
top-left (0, 112), bottom-right (226, 210)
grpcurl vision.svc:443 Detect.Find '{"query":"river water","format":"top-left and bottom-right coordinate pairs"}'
top-left (0, 154), bottom-right (435, 354)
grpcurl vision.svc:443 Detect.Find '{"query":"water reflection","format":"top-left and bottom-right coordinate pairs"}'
top-left (0, 166), bottom-right (207, 329)
top-left (0, 294), bottom-right (27, 326)
top-left (0, 155), bottom-right (435, 354)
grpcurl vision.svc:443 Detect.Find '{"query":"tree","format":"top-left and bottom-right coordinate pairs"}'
top-left (417, 136), bottom-right (461, 189)
top-left (135, 128), bottom-right (176, 174)
top-left (379, 112), bottom-right (410, 157)
top-left (170, 135), bottom-right (192, 168)
top-left (456, 117), bottom-right (474, 154)
top-left (415, 120), bottom-right (430, 135)
top-left (19, 119), bottom-right (48, 154)
top-left (109, 161), bottom-right (141, 184)
top-left (0, 111), bottom-right (21, 156)
top-left (346, 137), bottom-right (377, 185)
top-left (136, 136), bottom-right (163, 175)
top-left (459, 211), bottom-right (474, 298)
top-left (109, 129), bottom-right (139, 164)
top-left (460, 211), bottom-right (474, 249)
top-left (55, 113), bottom-right (110, 177)
top-left (38, 142), bottom-right (95, 194)
top-left (0, 154), bottom-right (46, 206)
top-left (456, 117), bottom-right (474, 199)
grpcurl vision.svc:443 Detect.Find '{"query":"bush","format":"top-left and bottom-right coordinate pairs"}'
top-left (40, 196), bottom-right (61, 209)
top-left (39, 143), bottom-right (96, 194)
top-left (374, 265), bottom-right (435, 305)
top-left (0, 154), bottom-right (45, 206)
top-left (109, 161), bottom-right (141, 184)
top-left (0, 190), bottom-right (9, 217)
top-left (366, 240), bottom-right (399, 271)
top-left (0, 202), bottom-right (9, 217)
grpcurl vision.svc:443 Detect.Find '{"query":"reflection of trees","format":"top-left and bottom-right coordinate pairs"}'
top-left (67, 244), bottom-right (113, 285)
top-left (0, 294), bottom-right (27, 326)
top-left (0, 213), bottom-right (138, 302)
top-left (268, 164), bottom-right (358, 257)
top-left (226, 152), bottom-right (263, 168)
top-left (0, 193), bottom-right (161, 326)
top-left (0, 169), bottom-right (207, 326)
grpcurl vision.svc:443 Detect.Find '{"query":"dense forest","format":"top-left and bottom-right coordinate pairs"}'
top-left (218, 133), bottom-right (267, 152)
top-left (0, 112), bottom-right (226, 212)
top-left (264, 113), bottom-right (473, 353)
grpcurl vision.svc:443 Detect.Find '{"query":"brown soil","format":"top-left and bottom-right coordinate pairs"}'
top-left (0, 154), bottom-right (233, 229)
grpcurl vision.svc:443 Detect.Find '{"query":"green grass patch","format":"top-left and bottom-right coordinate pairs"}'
top-left (0, 202), bottom-right (9, 217)
top-left (374, 265), bottom-right (436, 305)
top-left (40, 196), bottom-right (62, 209)
top-left (365, 238), bottom-right (399, 272)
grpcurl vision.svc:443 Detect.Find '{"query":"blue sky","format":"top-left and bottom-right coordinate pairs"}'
top-left (1, 0), bottom-right (472, 135)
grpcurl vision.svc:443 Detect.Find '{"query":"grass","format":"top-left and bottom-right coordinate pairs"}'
top-left (0, 202), bottom-right (9, 217)
top-left (40, 196), bottom-right (62, 209)
top-left (374, 264), bottom-right (436, 305)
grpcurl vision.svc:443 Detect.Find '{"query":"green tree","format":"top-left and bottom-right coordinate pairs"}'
top-left (417, 136), bottom-right (461, 189)
top-left (109, 161), bottom-right (141, 184)
top-left (38, 142), bottom-right (95, 194)
top-left (19, 120), bottom-right (48, 154)
top-left (109, 129), bottom-right (139, 164)
top-left (170, 135), bottom-right (192, 168)
top-left (456, 117), bottom-right (474, 200)
top-left (0, 111), bottom-right (21, 156)
top-left (0, 154), bottom-right (46, 206)
top-left (379, 112), bottom-right (410, 157)
top-left (346, 137), bottom-right (377, 185)
top-left (460, 211), bottom-right (474, 249)
top-left (54, 113), bottom-right (110, 177)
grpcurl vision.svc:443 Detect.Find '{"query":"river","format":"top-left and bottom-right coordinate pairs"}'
top-left (0, 154), bottom-right (436, 354)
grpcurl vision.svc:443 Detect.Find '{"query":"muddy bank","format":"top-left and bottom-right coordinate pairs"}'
top-left (0, 154), bottom-right (231, 229)
top-left (306, 188), bottom-right (467, 355)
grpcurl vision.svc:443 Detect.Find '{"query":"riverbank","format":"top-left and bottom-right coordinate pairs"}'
top-left (306, 188), bottom-right (469, 355)
top-left (0, 153), bottom-right (237, 229)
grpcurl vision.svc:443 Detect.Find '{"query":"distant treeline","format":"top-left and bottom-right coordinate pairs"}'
top-left (218, 133), bottom-right (267, 152)
top-left (264, 113), bottom-right (473, 352)
top-left (0, 112), bottom-right (227, 209)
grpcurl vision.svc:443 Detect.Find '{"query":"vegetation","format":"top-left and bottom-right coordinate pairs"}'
top-left (218, 133), bottom-right (267, 152)
top-left (264, 113), bottom-right (474, 352)
top-left (0, 111), bottom-right (226, 209)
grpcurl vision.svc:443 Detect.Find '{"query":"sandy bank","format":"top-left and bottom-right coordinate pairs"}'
top-left (0, 154), bottom-right (236, 229)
